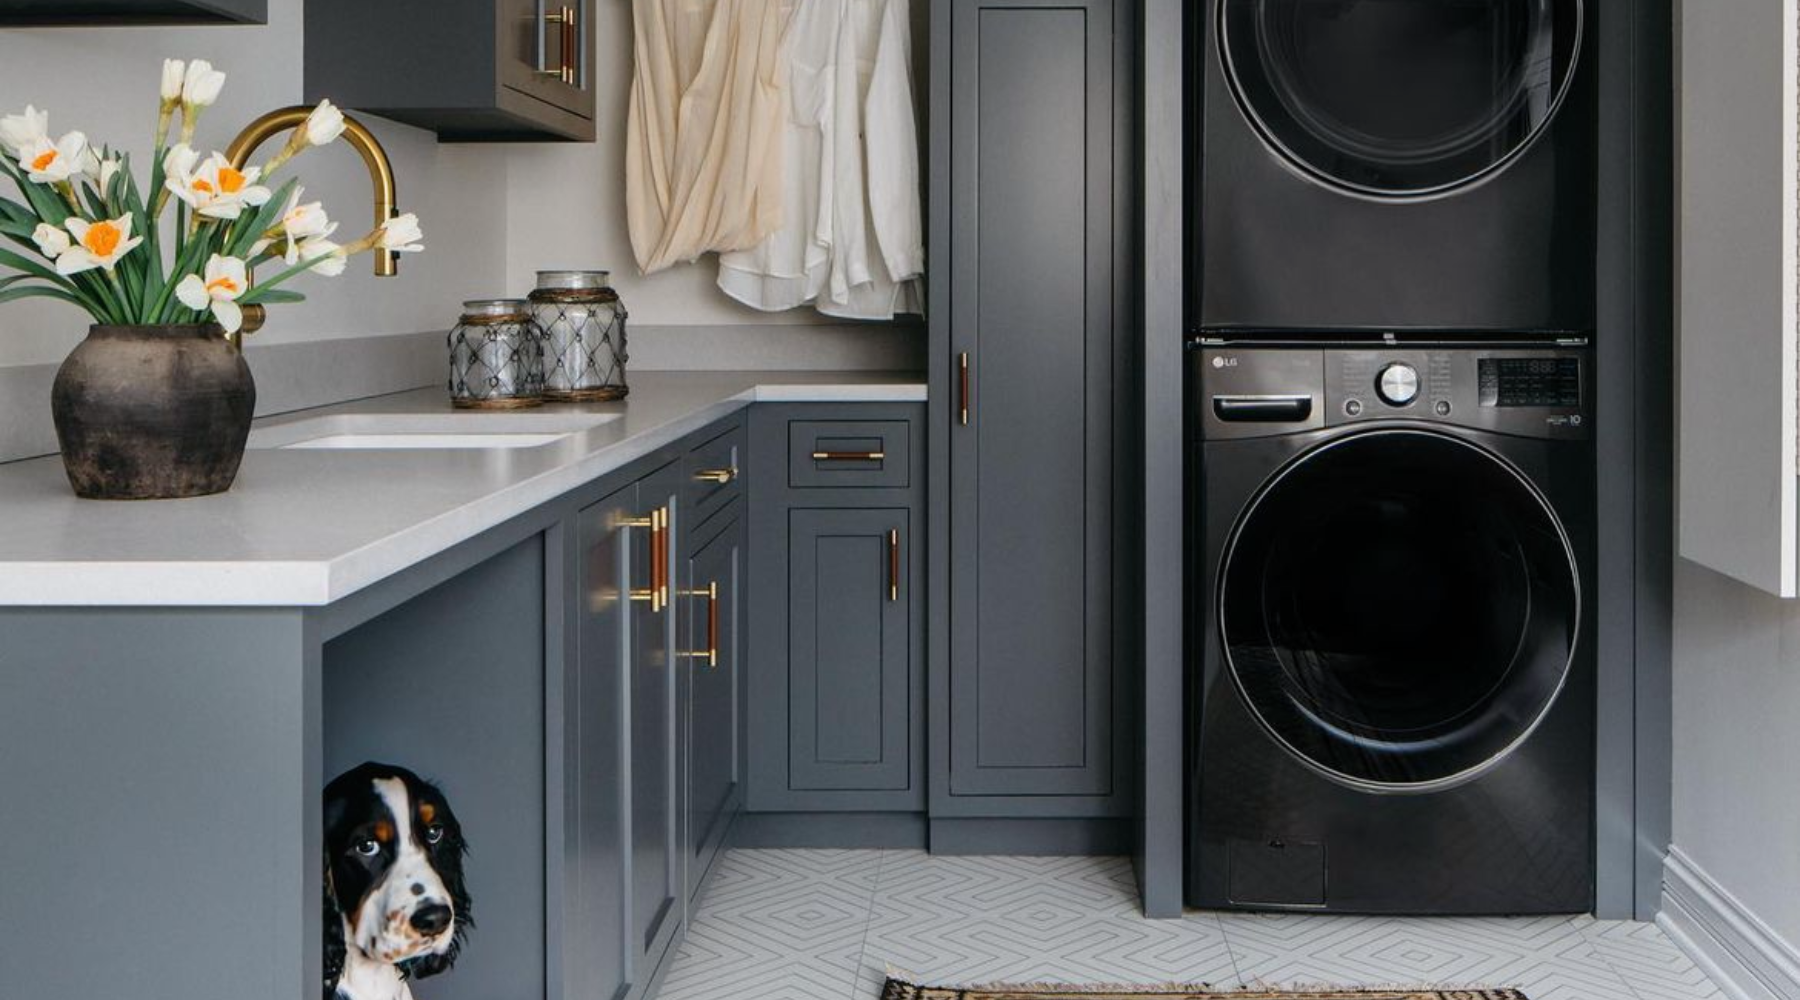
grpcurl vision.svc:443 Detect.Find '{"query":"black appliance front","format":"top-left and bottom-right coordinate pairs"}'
top-left (1194, 0), bottom-right (1596, 333)
top-left (1186, 342), bottom-right (1595, 914)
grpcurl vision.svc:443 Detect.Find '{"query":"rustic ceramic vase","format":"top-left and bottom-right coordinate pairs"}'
top-left (51, 324), bottom-right (256, 500)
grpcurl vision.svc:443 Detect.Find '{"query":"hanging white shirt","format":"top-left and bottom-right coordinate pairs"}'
top-left (718, 0), bottom-right (924, 320)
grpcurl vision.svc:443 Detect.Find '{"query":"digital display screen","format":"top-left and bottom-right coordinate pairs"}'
top-left (1478, 357), bottom-right (1581, 408)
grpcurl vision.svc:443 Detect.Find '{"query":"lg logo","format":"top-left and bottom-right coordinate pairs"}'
top-left (1211, 356), bottom-right (1238, 369)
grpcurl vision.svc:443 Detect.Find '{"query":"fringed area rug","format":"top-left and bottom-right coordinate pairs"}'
top-left (879, 980), bottom-right (1528, 1000)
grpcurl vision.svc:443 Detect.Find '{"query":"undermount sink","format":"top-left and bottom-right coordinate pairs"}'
top-left (246, 412), bottom-right (623, 451)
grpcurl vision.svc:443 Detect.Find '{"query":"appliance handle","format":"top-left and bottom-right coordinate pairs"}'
top-left (1213, 394), bottom-right (1315, 422)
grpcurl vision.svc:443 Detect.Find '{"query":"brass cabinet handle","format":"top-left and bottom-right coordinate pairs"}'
top-left (539, 4), bottom-right (577, 83)
top-left (620, 512), bottom-right (659, 610)
top-left (811, 451), bottom-right (885, 461)
top-left (959, 351), bottom-right (970, 426)
top-left (654, 506), bottom-right (669, 608)
top-left (888, 528), bottom-right (900, 602)
top-left (693, 467), bottom-right (737, 484)
top-left (678, 580), bottom-right (719, 668)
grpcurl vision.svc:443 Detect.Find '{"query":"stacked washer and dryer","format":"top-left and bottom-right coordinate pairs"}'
top-left (1187, 0), bottom-right (1598, 914)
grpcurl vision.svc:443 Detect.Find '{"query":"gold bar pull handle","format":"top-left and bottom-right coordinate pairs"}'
top-left (562, 6), bottom-right (578, 85)
top-left (888, 528), bottom-right (900, 602)
top-left (679, 581), bottom-right (719, 668)
top-left (693, 467), bottom-right (737, 484)
top-left (654, 507), bottom-right (669, 609)
top-left (811, 450), bottom-right (886, 462)
top-left (959, 351), bottom-right (970, 426)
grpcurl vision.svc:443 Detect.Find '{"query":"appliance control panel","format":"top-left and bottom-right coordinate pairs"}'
top-left (1196, 344), bottom-right (1592, 441)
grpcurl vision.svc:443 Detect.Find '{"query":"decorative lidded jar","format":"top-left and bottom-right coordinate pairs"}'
top-left (531, 270), bottom-right (629, 401)
top-left (448, 298), bottom-right (544, 409)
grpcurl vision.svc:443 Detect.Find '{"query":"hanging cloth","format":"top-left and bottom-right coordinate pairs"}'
top-left (627, 0), bottom-right (793, 275)
top-left (717, 0), bottom-right (924, 319)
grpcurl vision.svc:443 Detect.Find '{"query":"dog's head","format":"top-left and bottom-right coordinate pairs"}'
top-left (323, 762), bottom-right (471, 991)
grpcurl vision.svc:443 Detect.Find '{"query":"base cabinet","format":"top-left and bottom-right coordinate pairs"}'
top-left (747, 404), bottom-right (927, 816)
top-left (684, 508), bottom-right (745, 901)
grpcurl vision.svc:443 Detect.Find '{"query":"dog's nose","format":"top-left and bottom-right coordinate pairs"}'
top-left (410, 903), bottom-right (453, 936)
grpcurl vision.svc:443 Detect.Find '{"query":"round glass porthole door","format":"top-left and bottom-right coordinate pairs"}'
top-left (1218, 0), bottom-right (1583, 197)
top-left (1218, 429), bottom-right (1579, 791)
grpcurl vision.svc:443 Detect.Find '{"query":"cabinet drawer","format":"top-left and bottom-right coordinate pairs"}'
top-left (686, 424), bottom-right (745, 527)
top-left (788, 421), bottom-right (911, 489)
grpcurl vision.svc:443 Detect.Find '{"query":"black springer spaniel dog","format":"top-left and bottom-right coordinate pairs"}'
top-left (323, 763), bottom-right (473, 1000)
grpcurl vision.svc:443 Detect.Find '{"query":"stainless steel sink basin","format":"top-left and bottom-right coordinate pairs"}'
top-left (246, 412), bottom-right (623, 450)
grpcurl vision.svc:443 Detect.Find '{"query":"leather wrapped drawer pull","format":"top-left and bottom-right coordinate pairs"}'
top-left (1213, 395), bottom-right (1314, 422)
top-left (788, 419), bottom-right (911, 488)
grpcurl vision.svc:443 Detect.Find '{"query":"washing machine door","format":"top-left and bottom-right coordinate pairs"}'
top-left (1218, 0), bottom-right (1583, 198)
top-left (1218, 428), bottom-right (1579, 791)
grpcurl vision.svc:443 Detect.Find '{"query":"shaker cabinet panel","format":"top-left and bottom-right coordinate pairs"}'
top-left (574, 485), bottom-right (636, 1000)
top-left (631, 460), bottom-right (686, 966)
top-left (944, 0), bottom-right (1123, 803)
top-left (684, 510), bottom-right (744, 902)
top-left (788, 509), bottom-right (914, 793)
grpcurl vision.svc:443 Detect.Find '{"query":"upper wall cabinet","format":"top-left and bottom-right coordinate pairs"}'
top-left (0, 0), bottom-right (264, 24)
top-left (305, 0), bottom-right (595, 142)
top-left (1676, 0), bottom-right (1798, 596)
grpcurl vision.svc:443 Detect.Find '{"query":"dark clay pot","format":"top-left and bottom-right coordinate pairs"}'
top-left (51, 325), bottom-right (256, 500)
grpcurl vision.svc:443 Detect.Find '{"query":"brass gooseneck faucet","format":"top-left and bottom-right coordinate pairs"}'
top-left (223, 105), bottom-right (399, 340)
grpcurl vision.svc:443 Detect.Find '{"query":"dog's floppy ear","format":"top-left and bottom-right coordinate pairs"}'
top-left (323, 867), bottom-right (347, 1000)
top-left (400, 787), bottom-right (472, 981)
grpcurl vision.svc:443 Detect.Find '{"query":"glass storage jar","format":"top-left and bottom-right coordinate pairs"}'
top-left (531, 270), bottom-right (629, 401)
top-left (447, 299), bottom-right (544, 409)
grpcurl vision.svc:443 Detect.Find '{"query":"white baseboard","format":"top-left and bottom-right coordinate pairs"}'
top-left (1661, 846), bottom-right (1800, 1000)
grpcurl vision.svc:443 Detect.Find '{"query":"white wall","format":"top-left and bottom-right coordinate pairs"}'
top-left (1671, 559), bottom-right (1800, 942)
top-left (0, 0), bottom-right (505, 368)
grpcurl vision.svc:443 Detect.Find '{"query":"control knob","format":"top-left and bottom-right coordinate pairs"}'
top-left (1376, 363), bottom-right (1420, 407)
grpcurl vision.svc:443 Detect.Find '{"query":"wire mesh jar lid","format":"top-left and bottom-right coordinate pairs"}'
top-left (461, 298), bottom-right (531, 321)
top-left (534, 270), bottom-right (612, 291)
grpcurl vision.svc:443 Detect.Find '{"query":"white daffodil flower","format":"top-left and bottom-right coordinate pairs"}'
top-left (19, 131), bottom-right (89, 184)
top-left (166, 151), bottom-right (272, 220)
top-left (299, 238), bottom-right (347, 277)
top-left (175, 254), bottom-right (249, 333)
top-left (163, 142), bottom-right (198, 178)
top-left (0, 105), bottom-right (48, 158)
top-left (31, 222), bottom-right (70, 259)
top-left (181, 59), bottom-right (226, 108)
top-left (303, 99), bottom-right (346, 147)
top-left (89, 153), bottom-right (122, 191)
top-left (161, 59), bottom-right (186, 103)
top-left (377, 212), bottom-right (424, 253)
top-left (56, 214), bottom-right (143, 275)
top-left (275, 188), bottom-right (336, 263)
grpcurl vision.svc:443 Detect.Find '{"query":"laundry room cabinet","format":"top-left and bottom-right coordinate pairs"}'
top-left (745, 404), bottom-right (927, 820)
top-left (929, 0), bottom-right (1138, 838)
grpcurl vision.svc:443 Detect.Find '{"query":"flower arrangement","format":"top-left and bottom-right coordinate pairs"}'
top-left (0, 58), bottom-right (424, 336)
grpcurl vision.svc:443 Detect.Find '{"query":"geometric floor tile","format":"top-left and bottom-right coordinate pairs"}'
top-left (654, 850), bottom-right (1724, 1000)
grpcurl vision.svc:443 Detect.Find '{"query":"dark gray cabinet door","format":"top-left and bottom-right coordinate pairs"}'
top-left (575, 486), bottom-right (635, 1000)
top-left (788, 508), bottom-right (914, 793)
top-left (684, 511), bottom-right (743, 901)
top-left (948, 0), bottom-right (1116, 799)
top-left (631, 463), bottom-right (684, 969)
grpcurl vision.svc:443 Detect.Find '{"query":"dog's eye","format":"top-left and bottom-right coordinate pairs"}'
top-left (353, 839), bottom-right (381, 857)
top-left (425, 824), bottom-right (445, 845)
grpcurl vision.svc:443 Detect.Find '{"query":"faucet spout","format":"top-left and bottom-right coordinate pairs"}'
top-left (225, 106), bottom-right (399, 278)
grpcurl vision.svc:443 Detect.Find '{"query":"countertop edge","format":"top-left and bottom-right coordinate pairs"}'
top-left (0, 379), bottom-right (926, 609)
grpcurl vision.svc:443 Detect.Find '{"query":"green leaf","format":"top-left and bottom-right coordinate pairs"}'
top-left (226, 177), bottom-right (297, 260)
top-left (0, 284), bottom-right (90, 309)
top-left (243, 288), bottom-right (306, 306)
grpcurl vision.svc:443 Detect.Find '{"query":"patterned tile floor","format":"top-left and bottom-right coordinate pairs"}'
top-left (656, 850), bottom-right (1724, 1000)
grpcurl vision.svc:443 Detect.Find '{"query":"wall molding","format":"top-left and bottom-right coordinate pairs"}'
top-left (1660, 847), bottom-right (1800, 1000)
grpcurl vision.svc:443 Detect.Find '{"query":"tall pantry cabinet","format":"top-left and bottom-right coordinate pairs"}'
top-left (929, 0), bottom-right (1139, 844)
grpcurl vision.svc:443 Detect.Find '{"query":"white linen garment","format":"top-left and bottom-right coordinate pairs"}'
top-left (626, 0), bottom-right (792, 275)
top-left (717, 0), bottom-right (924, 319)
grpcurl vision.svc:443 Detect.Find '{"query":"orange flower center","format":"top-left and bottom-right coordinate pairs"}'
top-left (30, 149), bottom-right (57, 172)
top-left (82, 221), bottom-right (121, 258)
top-left (205, 275), bottom-right (239, 297)
top-left (217, 167), bottom-right (246, 194)
top-left (192, 178), bottom-right (215, 194)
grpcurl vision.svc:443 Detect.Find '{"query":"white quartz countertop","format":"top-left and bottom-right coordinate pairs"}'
top-left (0, 371), bottom-right (926, 607)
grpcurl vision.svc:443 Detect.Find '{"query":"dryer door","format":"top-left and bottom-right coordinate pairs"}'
top-left (1218, 0), bottom-right (1583, 198)
top-left (1218, 428), bottom-right (1579, 790)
